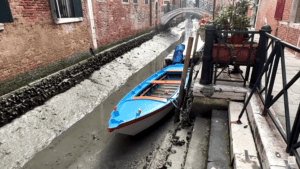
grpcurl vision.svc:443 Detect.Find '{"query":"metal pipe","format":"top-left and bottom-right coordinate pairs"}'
top-left (216, 30), bottom-right (260, 34)
top-left (213, 0), bottom-right (216, 22)
top-left (279, 45), bottom-right (291, 142)
top-left (200, 24), bottom-right (215, 85)
top-left (268, 71), bottom-right (300, 107)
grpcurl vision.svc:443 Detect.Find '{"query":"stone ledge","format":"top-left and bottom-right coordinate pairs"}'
top-left (246, 92), bottom-right (299, 169)
top-left (228, 101), bottom-right (261, 169)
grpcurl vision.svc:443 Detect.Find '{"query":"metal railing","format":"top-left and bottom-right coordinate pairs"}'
top-left (212, 30), bottom-right (260, 86)
top-left (237, 29), bottom-right (300, 165)
top-left (200, 24), bottom-right (300, 165)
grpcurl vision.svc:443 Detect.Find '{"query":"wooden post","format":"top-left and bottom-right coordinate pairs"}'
top-left (186, 31), bottom-right (200, 98)
top-left (174, 37), bottom-right (194, 123)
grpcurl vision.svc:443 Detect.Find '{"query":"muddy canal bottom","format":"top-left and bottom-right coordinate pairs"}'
top-left (22, 55), bottom-right (179, 169)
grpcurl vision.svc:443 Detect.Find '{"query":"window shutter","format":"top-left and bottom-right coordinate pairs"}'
top-left (274, 0), bottom-right (286, 20)
top-left (73, 0), bottom-right (83, 18)
top-left (0, 0), bottom-right (14, 23)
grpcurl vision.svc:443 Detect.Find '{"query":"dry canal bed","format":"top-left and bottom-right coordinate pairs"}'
top-left (0, 22), bottom-right (188, 169)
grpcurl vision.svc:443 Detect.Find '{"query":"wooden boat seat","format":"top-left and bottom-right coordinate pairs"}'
top-left (150, 80), bottom-right (181, 85)
top-left (132, 96), bottom-right (167, 102)
top-left (167, 70), bottom-right (182, 72)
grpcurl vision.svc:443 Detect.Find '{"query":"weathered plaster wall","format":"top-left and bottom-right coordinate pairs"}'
top-left (0, 0), bottom-right (92, 81)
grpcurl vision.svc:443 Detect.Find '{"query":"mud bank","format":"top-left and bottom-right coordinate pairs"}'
top-left (0, 24), bottom-right (186, 169)
top-left (0, 31), bottom-right (156, 128)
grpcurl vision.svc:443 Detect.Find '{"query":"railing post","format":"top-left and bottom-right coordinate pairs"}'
top-left (249, 25), bottom-right (271, 89)
top-left (200, 24), bottom-right (215, 85)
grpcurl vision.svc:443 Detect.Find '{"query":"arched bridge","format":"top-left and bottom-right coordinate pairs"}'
top-left (161, 5), bottom-right (213, 26)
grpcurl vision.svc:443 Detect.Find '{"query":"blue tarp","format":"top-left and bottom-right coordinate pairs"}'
top-left (172, 44), bottom-right (185, 64)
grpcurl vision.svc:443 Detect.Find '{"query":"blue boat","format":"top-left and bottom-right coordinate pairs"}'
top-left (108, 45), bottom-right (188, 135)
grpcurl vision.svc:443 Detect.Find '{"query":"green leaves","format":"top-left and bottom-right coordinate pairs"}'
top-left (214, 0), bottom-right (252, 31)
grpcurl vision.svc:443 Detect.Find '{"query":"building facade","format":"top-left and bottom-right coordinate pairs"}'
top-left (253, 0), bottom-right (300, 57)
top-left (0, 0), bottom-right (161, 81)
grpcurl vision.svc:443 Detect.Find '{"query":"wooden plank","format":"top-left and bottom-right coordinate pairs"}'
top-left (193, 91), bottom-right (245, 101)
top-left (140, 75), bottom-right (167, 96)
top-left (132, 96), bottom-right (167, 102)
top-left (150, 80), bottom-right (181, 85)
top-left (174, 37), bottom-right (194, 122)
top-left (167, 70), bottom-right (183, 72)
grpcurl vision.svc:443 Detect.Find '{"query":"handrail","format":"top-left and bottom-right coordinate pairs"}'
top-left (266, 33), bottom-right (300, 53)
top-left (237, 31), bottom-right (300, 166)
top-left (216, 30), bottom-right (260, 34)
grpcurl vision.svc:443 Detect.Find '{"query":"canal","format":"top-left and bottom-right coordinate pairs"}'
top-left (22, 19), bottom-right (200, 169)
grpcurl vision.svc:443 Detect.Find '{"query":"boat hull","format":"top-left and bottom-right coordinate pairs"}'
top-left (108, 103), bottom-right (174, 135)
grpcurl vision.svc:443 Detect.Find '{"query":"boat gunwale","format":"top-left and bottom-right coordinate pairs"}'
top-left (107, 102), bottom-right (173, 133)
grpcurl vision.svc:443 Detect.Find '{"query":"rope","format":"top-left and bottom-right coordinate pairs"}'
top-left (169, 98), bottom-right (181, 111)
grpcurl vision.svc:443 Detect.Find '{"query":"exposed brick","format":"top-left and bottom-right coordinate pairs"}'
top-left (0, 0), bottom-right (160, 81)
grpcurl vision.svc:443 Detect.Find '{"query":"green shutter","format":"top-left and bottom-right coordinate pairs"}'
top-left (0, 0), bottom-right (13, 23)
top-left (73, 0), bottom-right (83, 17)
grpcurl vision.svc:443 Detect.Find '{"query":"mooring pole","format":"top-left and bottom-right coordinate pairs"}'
top-left (186, 30), bottom-right (200, 97)
top-left (174, 37), bottom-right (194, 123)
top-left (183, 31), bottom-right (199, 116)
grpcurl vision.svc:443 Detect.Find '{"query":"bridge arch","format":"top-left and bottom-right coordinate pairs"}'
top-left (160, 7), bottom-right (212, 26)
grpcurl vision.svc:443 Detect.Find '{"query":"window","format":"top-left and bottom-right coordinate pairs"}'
top-left (123, 0), bottom-right (129, 3)
top-left (133, 0), bottom-right (138, 3)
top-left (145, 0), bottom-right (149, 4)
top-left (0, 0), bottom-right (13, 23)
top-left (49, 0), bottom-right (83, 24)
top-left (151, 0), bottom-right (154, 2)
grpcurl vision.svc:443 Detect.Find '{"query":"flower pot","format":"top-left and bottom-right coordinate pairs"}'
top-left (212, 45), bottom-right (231, 62)
top-left (212, 43), bottom-right (258, 64)
top-left (231, 34), bottom-right (244, 44)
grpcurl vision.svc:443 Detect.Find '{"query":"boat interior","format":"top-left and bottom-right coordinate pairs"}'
top-left (132, 70), bottom-right (182, 101)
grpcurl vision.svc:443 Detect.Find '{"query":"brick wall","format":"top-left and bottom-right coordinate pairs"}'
top-left (254, 0), bottom-right (300, 58)
top-left (282, 0), bottom-right (293, 21)
top-left (255, 0), bottom-right (279, 32)
top-left (93, 0), bottom-right (155, 46)
top-left (0, 0), bottom-right (92, 81)
top-left (0, 0), bottom-right (158, 81)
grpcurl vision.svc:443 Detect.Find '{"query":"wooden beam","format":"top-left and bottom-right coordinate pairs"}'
top-left (132, 96), bottom-right (167, 102)
top-left (140, 75), bottom-right (167, 96)
top-left (174, 37), bottom-right (194, 123)
top-left (167, 70), bottom-right (183, 72)
top-left (150, 80), bottom-right (181, 85)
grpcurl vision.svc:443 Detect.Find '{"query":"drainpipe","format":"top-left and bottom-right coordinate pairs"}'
top-left (150, 0), bottom-right (152, 26)
top-left (87, 0), bottom-right (97, 49)
top-left (213, 0), bottom-right (216, 22)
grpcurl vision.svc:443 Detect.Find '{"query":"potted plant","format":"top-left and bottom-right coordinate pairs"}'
top-left (211, 0), bottom-right (258, 64)
top-left (214, 0), bottom-right (252, 44)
